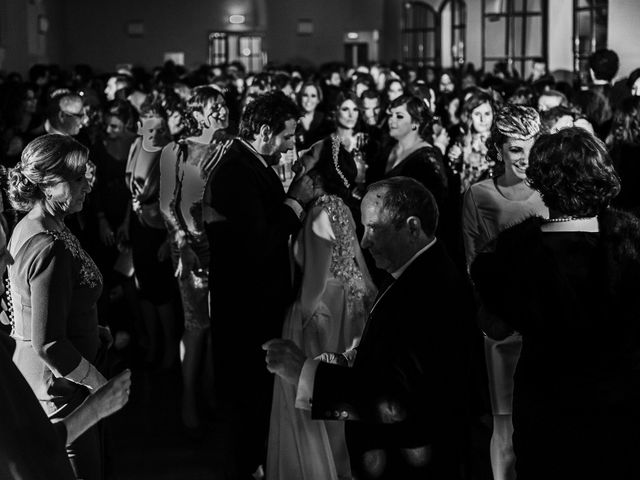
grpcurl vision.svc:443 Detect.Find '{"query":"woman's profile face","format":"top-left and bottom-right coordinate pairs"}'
top-left (337, 99), bottom-right (359, 130)
top-left (47, 168), bottom-right (91, 216)
top-left (388, 103), bottom-right (415, 140)
top-left (632, 78), bottom-right (640, 97)
top-left (300, 85), bottom-right (320, 113)
top-left (501, 136), bottom-right (536, 182)
top-left (387, 81), bottom-right (404, 102)
top-left (471, 102), bottom-right (493, 134)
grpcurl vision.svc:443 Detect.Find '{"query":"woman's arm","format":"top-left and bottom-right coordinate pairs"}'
top-left (29, 238), bottom-right (106, 390)
top-left (299, 206), bottom-right (334, 320)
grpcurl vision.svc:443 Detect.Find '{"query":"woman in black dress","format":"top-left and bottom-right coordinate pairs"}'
top-left (472, 127), bottom-right (640, 479)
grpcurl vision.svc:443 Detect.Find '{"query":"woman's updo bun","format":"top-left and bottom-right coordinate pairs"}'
top-left (7, 166), bottom-right (41, 211)
top-left (7, 134), bottom-right (89, 212)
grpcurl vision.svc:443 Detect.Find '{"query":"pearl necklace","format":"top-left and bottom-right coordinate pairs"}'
top-left (544, 216), bottom-right (595, 223)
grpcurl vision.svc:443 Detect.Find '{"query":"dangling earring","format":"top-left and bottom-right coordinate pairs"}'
top-left (411, 125), bottom-right (418, 131)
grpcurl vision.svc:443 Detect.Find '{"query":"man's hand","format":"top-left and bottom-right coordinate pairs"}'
top-left (262, 339), bottom-right (307, 386)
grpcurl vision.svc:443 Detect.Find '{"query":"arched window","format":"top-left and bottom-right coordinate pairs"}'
top-left (573, 0), bottom-right (608, 86)
top-left (482, 0), bottom-right (548, 78)
top-left (402, 2), bottom-right (439, 68)
top-left (440, 0), bottom-right (466, 67)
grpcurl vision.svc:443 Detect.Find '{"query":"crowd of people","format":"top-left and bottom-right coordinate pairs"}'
top-left (0, 47), bottom-right (640, 480)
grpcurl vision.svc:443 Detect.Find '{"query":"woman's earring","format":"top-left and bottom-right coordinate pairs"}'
top-left (412, 125), bottom-right (418, 131)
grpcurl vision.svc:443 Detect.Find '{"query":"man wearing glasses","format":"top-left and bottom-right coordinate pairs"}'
top-left (45, 89), bottom-right (88, 137)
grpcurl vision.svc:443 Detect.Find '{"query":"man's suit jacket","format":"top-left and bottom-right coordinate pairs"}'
top-left (206, 139), bottom-right (302, 370)
top-left (311, 241), bottom-right (476, 479)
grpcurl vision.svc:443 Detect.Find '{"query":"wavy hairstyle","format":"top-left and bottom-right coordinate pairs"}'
top-left (180, 85), bottom-right (225, 138)
top-left (527, 127), bottom-right (620, 217)
top-left (7, 134), bottom-right (89, 211)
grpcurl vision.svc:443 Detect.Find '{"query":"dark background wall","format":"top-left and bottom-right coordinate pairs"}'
top-left (265, 0), bottom-right (383, 67)
top-left (0, 0), bottom-right (639, 79)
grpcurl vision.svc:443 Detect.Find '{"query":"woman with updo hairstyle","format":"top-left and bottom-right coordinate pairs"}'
top-left (7, 134), bottom-right (117, 480)
top-left (295, 81), bottom-right (331, 151)
top-left (368, 94), bottom-right (449, 216)
top-left (158, 85), bottom-right (232, 430)
top-left (472, 127), bottom-right (640, 479)
top-left (267, 134), bottom-right (376, 480)
top-left (448, 88), bottom-right (498, 194)
top-left (462, 104), bottom-right (547, 480)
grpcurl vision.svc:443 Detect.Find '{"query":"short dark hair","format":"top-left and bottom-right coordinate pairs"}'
top-left (589, 49), bottom-right (619, 82)
top-left (239, 91), bottom-right (300, 141)
top-left (389, 93), bottom-right (431, 134)
top-left (367, 176), bottom-right (439, 237)
top-left (527, 127), bottom-right (620, 217)
top-left (361, 89), bottom-right (380, 102)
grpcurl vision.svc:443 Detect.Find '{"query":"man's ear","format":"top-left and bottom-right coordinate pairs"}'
top-left (259, 124), bottom-right (272, 142)
top-left (406, 216), bottom-right (422, 237)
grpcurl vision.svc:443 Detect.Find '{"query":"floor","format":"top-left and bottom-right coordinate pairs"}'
top-left (103, 355), bottom-right (493, 480)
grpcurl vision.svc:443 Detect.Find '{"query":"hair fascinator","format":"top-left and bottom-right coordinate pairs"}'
top-left (495, 104), bottom-right (541, 141)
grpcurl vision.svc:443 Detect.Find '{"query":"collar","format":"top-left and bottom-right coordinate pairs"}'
top-left (239, 138), bottom-right (268, 168)
top-left (44, 120), bottom-right (67, 136)
top-left (391, 237), bottom-right (437, 279)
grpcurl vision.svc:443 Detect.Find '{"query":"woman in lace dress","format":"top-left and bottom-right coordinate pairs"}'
top-left (6, 134), bottom-right (113, 480)
top-left (267, 135), bottom-right (376, 480)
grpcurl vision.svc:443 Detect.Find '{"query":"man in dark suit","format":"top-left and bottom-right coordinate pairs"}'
top-left (206, 91), bottom-right (313, 479)
top-left (265, 177), bottom-right (477, 479)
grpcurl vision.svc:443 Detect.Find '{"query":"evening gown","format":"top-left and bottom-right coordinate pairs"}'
top-left (267, 194), bottom-right (374, 480)
top-left (462, 178), bottom-right (547, 415)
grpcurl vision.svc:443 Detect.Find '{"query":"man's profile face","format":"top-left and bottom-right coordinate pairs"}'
top-left (105, 77), bottom-right (119, 101)
top-left (360, 189), bottom-right (404, 273)
top-left (263, 118), bottom-right (296, 164)
top-left (59, 97), bottom-right (87, 136)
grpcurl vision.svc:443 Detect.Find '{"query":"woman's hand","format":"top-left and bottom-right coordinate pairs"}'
top-left (98, 217), bottom-right (115, 246)
top-left (175, 246), bottom-right (200, 280)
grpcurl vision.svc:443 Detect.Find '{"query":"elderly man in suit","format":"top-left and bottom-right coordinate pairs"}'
top-left (206, 91), bottom-right (313, 479)
top-left (265, 176), bottom-right (476, 479)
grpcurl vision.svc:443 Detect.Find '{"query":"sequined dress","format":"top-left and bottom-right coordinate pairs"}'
top-left (267, 194), bottom-right (374, 480)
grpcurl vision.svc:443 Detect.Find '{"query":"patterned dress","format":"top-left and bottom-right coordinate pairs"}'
top-left (267, 194), bottom-right (374, 480)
